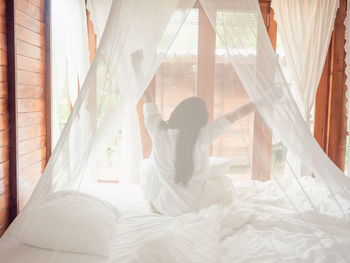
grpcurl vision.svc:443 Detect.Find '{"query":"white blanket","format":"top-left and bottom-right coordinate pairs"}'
top-left (1, 177), bottom-right (350, 263)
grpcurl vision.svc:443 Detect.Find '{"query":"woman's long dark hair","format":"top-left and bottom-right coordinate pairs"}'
top-left (160, 97), bottom-right (208, 187)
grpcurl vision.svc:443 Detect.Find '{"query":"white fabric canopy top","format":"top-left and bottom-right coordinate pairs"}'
top-left (1, 0), bottom-right (350, 262)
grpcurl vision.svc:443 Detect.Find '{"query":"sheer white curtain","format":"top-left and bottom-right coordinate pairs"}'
top-left (51, 0), bottom-right (90, 148)
top-left (272, 0), bottom-right (339, 177)
top-left (48, 0), bottom-right (350, 204)
top-left (4, 1), bottom-right (350, 259)
top-left (86, 0), bottom-right (142, 184)
top-left (200, 0), bottom-right (350, 201)
top-left (86, 0), bottom-right (113, 44)
top-left (272, 0), bottom-right (339, 124)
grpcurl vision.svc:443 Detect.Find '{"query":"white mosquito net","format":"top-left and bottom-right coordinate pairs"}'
top-left (2, 0), bottom-right (350, 262)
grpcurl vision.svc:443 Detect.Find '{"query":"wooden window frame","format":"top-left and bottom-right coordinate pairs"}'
top-left (45, 0), bottom-right (52, 161)
top-left (314, 0), bottom-right (347, 171)
top-left (137, 1), bottom-right (277, 182)
top-left (48, 0), bottom-right (279, 183)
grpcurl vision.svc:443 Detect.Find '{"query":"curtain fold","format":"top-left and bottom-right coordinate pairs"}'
top-left (272, 0), bottom-right (339, 124)
top-left (200, 0), bottom-right (350, 204)
top-left (86, 0), bottom-right (113, 44)
top-left (272, 0), bottom-right (339, 178)
top-left (5, 1), bottom-right (350, 259)
top-left (51, 0), bottom-right (90, 148)
top-left (32, 0), bottom-right (197, 203)
top-left (86, 0), bottom-right (144, 184)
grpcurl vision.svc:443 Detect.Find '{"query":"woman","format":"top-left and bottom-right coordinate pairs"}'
top-left (132, 50), bottom-right (256, 216)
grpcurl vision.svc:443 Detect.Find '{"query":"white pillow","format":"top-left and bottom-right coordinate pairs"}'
top-left (208, 157), bottom-right (233, 178)
top-left (7, 191), bottom-right (120, 257)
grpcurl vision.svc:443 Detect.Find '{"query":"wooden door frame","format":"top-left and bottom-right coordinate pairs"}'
top-left (6, 0), bottom-right (18, 222)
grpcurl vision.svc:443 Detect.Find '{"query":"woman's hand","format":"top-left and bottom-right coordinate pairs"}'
top-left (131, 49), bottom-right (147, 92)
top-left (224, 102), bottom-right (256, 123)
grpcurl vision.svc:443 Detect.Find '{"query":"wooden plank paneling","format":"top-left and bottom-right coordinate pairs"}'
top-left (15, 9), bottom-right (44, 34)
top-left (15, 24), bottom-right (44, 47)
top-left (0, 174), bottom-right (9, 194)
top-left (16, 39), bottom-right (44, 60)
top-left (18, 111), bottom-right (45, 127)
top-left (17, 70), bottom-right (44, 86)
top-left (0, 115), bottom-right (8, 130)
top-left (0, 147), bottom-right (9, 163)
top-left (18, 123), bottom-right (45, 141)
top-left (0, 194), bottom-right (9, 236)
top-left (0, 18), bottom-right (5, 35)
top-left (17, 55), bottom-right (44, 73)
top-left (0, 49), bottom-right (6, 65)
top-left (0, 1), bottom-right (5, 16)
top-left (18, 136), bottom-right (45, 155)
top-left (18, 147), bottom-right (45, 169)
top-left (0, 65), bottom-right (7, 82)
top-left (0, 130), bottom-right (8, 147)
top-left (12, 0), bottom-right (48, 215)
top-left (17, 85), bottom-right (44, 98)
top-left (18, 159), bottom-right (45, 184)
top-left (29, 0), bottom-right (45, 10)
top-left (17, 98), bottom-right (45, 112)
top-left (0, 98), bottom-right (6, 114)
top-left (15, 0), bottom-right (44, 22)
top-left (0, 82), bottom-right (7, 98)
top-left (0, 160), bottom-right (9, 180)
top-left (0, 33), bottom-right (6, 50)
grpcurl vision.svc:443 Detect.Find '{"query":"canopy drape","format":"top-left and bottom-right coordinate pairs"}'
top-left (51, 0), bottom-right (90, 148)
top-left (272, 0), bottom-right (339, 123)
top-left (3, 1), bottom-right (350, 260)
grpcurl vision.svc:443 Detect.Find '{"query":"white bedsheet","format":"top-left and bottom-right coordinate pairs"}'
top-left (1, 177), bottom-right (350, 263)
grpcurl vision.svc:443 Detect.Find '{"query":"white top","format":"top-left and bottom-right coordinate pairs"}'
top-left (142, 103), bottom-right (232, 216)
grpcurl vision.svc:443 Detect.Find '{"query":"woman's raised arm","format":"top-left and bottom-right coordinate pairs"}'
top-left (131, 50), bottom-right (154, 103)
top-left (224, 102), bottom-right (256, 123)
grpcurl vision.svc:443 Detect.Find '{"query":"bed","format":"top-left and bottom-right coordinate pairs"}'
top-left (1, 177), bottom-right (350, 263)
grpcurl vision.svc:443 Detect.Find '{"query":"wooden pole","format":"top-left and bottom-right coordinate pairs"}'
top-left (6, 0), bottom-right (18, 222)
top-left (196, 3), bottom-right (216, 123)
top-left (251, 1), bottom-right (276, 181)
top-left (45, 0), bottom-right (51, 160)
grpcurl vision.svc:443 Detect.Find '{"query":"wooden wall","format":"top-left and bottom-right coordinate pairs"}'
top-left (0, 0), bottom-right (9, 237)
top-left (0, 0), bottom-right (47, 237)
top-left (15, 0), bottom-right (47, 211)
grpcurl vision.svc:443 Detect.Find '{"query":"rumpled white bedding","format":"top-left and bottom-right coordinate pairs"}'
top-left (1, 176), bottom-right (350, 263)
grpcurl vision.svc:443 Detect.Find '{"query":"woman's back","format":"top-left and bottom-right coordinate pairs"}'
top-left (142, 103), bottom-right (231, 216)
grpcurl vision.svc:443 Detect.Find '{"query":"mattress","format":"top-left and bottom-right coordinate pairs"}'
top-left (1, 177), bottom-right (350, 263)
